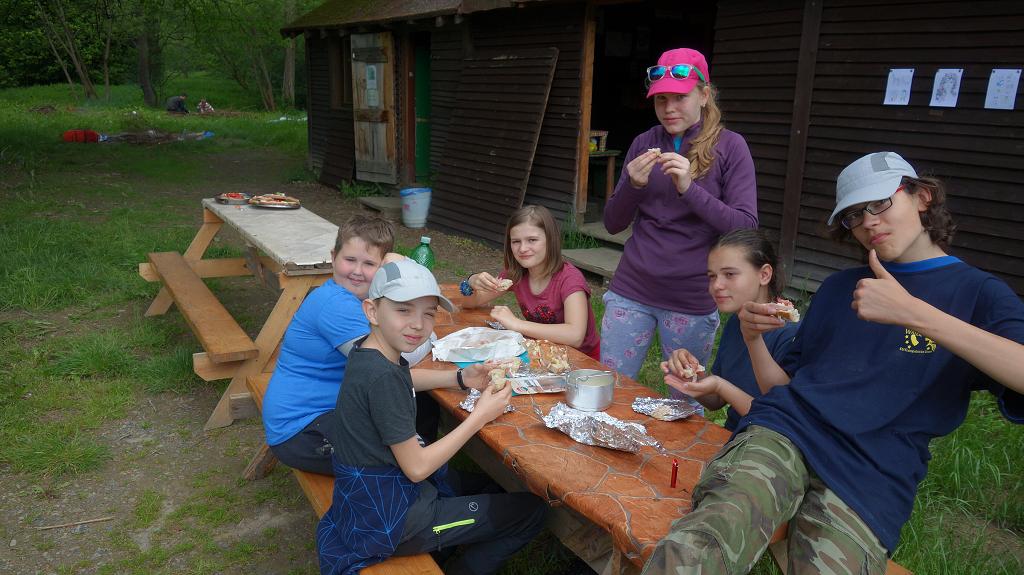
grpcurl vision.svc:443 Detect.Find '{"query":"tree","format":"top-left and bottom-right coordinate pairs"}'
top-left (35, 0), bottom-right (98, 98)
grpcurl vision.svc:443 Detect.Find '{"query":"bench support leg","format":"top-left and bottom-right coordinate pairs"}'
top-left (204, 274), bottom-right (322, 430)
top-left (243, 444), bottom-right (279, 480)
top-left (145, 214), bottom-right (223, 317)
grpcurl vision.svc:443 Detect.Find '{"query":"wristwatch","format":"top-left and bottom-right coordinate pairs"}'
top-left (459, 276), bottom-right (475, 296)
top-left (456, 368), bottom-right (468, 390)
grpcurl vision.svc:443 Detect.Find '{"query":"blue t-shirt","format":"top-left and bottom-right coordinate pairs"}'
top-left (738, 256), bottom-right (1024, 552)
top-left (711, 314), bottom-right (798, 431)
top-left (262, 279), bottom-right (370, 446)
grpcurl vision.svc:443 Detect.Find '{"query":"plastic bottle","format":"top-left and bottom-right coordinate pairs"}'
top-left (409, 236), bottom-right (436, 271)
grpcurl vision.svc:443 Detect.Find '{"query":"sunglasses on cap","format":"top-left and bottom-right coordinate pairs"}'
top-left (645, 64), bottom-right (707, 86)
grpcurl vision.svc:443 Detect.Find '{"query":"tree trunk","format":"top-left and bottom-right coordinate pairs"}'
top-left (36, 0), bottom-right (97, 98)
top-left (281, 0), bottom-right (296, 107)
top-left (254, 48), bottom-right (276, 111)
top-left (136, 30), bottom-right (156, 107)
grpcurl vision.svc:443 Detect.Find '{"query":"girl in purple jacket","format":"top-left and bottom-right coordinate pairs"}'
top-left (601, 47), bottom-right (758, 407)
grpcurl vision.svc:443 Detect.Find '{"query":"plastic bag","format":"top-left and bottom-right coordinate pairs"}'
top-left (431, 327), bottom-right (526, 363)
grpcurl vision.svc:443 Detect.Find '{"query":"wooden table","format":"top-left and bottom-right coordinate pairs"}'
top-left (589, 149), bottom-right (622, 203)
top-left (422, 286), bottom-right (731, 574)
top-left (139, 198), bottom-right (337, 430)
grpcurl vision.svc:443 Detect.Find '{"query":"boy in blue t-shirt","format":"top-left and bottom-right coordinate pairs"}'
top-left (644, 152), bottom-right (1024, 574)
top-left (317, 259), bottom-right (547, 575)
top-left (262, 214), bottom-right (491, 475)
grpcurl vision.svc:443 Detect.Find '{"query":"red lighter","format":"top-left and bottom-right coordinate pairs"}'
top-left (670, 458), bottom-right (679, 488)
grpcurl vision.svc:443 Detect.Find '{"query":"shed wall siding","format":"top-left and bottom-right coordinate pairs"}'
top-left (307, 35), bottom-right (356, 187)
top-left (713, 0), bottom-right (805, 240)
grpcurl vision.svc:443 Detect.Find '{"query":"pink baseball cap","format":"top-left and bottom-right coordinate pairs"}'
top-left (646, 48), bottom-right (710, 98)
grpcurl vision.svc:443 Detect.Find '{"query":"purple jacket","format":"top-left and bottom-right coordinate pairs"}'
top-left (604, 123), bottom-right (758, 314)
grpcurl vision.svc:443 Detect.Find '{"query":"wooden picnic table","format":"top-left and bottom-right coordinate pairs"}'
top-left (420, 285), bottom-right (732, 574)
top-left (139, 198), bottom-right (337, 430)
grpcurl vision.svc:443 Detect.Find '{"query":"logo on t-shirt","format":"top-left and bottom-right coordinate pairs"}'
top-left (524, 305), bottom-right (557, 324)
top-left (900, 328), bottom-right (937, 354)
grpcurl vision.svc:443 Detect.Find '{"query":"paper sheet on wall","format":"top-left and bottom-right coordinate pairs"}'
top-left (930, 68), bottom-right (963, 107)
top-left (984, 69), bottom-right (1021, 110)
top-left (884, 68), bottom-right (914, 105)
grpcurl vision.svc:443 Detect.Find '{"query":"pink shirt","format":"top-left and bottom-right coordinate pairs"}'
top-left (503, 262), bottom-right (600, 360)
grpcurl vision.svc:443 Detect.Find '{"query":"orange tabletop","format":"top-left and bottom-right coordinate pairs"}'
top-left (424, 285), bottom-right (732, 569)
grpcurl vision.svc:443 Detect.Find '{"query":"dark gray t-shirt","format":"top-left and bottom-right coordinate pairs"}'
top-left (327, 345), bottom-right (418, 468)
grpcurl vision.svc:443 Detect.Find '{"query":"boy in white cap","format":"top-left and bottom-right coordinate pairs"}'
top-left (644, 152), bottom-right (1024, 574)
top-left (316, 259), bottom-right (547, 575)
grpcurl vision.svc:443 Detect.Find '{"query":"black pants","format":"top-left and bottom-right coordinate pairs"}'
top-left (392, 470), bottom-right (548, 575)
top-left (269, 393), bottom-right (444, 475)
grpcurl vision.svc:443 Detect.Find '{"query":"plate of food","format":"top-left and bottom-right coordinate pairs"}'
top-left (216, 192), bottom-right (251, 205)
top-left (249, 194), bottom-right (301, 209)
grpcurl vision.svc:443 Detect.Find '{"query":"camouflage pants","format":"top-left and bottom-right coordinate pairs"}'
top-left (643, 426), bottom-right (887, 575)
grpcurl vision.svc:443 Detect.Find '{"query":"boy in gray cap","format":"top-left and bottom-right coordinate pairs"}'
top-left (317, 259), bottom-right (546, 575)
top-left (644, 152), bottom-right (1023, 574)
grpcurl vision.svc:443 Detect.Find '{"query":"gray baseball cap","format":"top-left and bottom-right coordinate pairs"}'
top-left (368, 259), bottom-right (454, 312)
top-left (829, 152), bottom-right (918, 225)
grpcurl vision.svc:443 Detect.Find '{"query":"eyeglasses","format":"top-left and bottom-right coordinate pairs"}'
top-left (646, 64), bottom-right (707, 87)
top-left (839, 186), bottom-right (904, 230)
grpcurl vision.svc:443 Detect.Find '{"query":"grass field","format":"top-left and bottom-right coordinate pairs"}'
top-left (1, 81), bottom-right (1021, 574)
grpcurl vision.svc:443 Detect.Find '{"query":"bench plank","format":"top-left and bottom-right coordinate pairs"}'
top-left (246, 374), bottom-right (441, 575)
top-left (148, 252), bottom-right (258, 363)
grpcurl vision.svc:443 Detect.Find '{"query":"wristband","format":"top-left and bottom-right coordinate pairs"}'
top-left (456, 368), bottom-right (468, 390)
top-left (459, 277), bottom-right (475, 296)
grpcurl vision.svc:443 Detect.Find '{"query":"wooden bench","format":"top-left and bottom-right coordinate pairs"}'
top-left (247, 374), bottom-right (442, 575)
top-left (146, 252), bottom-right (258, 363)
top-left (768, 523), bottom-right (912, 574)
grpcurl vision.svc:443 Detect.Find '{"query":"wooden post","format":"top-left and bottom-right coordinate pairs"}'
top-left (574, 3), bottom-right (597, 216)
top-left (779, 0), bottom-right (823, 282)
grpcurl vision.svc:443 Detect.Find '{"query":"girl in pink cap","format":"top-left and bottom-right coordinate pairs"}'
top-left (601, 47), bottom-right (758, 407)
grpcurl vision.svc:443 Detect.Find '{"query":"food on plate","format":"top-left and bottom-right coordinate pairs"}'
top-left (773, 298), bottom-right (801, 322)
top-left (219, 192), bottom-right (249, 200)
top-left (524, 339), bottom-right (571, 374)
top-left (497, 278), bottom-right (514, 291)
top-left (249, 193), bottom-right (301, 207)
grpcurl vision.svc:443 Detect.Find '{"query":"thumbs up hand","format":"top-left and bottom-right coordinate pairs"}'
top-left (852, 249), bottom-right (915, 325)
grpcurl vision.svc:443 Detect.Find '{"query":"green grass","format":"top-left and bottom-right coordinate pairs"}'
top-left (1, 81), bottom-right (1021, 575)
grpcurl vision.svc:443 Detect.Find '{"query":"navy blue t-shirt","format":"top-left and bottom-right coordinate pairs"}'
top-left (738, 256), bottom-right (1024, 552)
top-left (711, 314), bottom-right (798, 431)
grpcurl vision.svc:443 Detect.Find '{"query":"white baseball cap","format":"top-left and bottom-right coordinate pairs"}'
top-left (368, 259), bottom-right (454, 312)
top-left (829, 152), bottom-right (918, 225)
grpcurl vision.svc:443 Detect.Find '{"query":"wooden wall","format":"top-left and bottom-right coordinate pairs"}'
top-left (470, 4), bottom-right (585, 223)
top-left (713, 0), bottom-right (805, 240)
top-left (306, 34), bottom-right (355, 187)
top-left (715, 0), bottom-right (1024, 295)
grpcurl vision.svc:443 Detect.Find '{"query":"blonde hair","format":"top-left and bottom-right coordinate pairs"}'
top-left (686, 83), bottom-right (724, 181)
top-left (503, 205), bottom-right (563, 284)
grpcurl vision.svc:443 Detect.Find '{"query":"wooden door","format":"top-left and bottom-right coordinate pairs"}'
top-left (351, 33), bottom-right (397, 184)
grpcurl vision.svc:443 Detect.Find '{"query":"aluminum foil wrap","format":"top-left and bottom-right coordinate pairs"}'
top-left (631, 397), bottom-right (701, 421)
top-left (458, 389), bottom-right (515, 414)
top-left (543, 402), bottom-right (663, 453)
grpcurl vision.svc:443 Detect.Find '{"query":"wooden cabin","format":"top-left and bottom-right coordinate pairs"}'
top-left (283, 0), bottom-right (1024, 295)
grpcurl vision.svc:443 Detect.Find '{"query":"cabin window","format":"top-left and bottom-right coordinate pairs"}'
top-left (329, 35), bottom-right (352, 109)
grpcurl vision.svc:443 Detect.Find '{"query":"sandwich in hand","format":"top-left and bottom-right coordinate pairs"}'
top-left (497, 278), bottom-right (514, 291)
top-left (680, 363), bottom-right (705, 382)
top-left (773, 298), bottom-right (800, 322)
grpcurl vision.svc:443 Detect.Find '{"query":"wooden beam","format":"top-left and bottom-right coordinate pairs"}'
top-left (574, 3), bottom-right (597, 216)
top-left (779, 0), bottom-right (823, 281)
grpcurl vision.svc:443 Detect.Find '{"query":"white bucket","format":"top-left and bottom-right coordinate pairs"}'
top-left (400, 187), bottom-right (431, 228)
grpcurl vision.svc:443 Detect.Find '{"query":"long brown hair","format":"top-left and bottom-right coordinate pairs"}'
top-left (687, 83), bottom-right (724, 181)
top-left (503, 205), bottom-right (563, 283)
